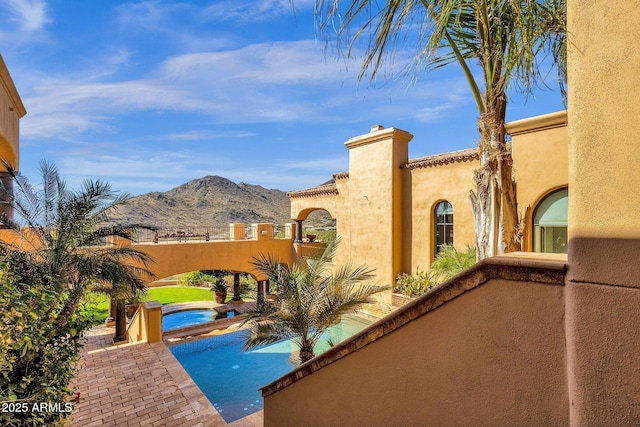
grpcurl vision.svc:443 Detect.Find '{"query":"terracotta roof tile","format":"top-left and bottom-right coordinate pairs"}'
top-left (287, 183), bottom-right (339, 199)
top-left (404, 148), bottom-right (479, 169)
top-left (333, 171), bottom-right (349, 180)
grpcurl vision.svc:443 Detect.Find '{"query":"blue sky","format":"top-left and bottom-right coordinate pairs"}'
top-left (1, 0), bottom-right (564, 196)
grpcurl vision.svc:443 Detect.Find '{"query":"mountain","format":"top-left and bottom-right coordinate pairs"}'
top-left (112, 176), bottom-right (291, 226)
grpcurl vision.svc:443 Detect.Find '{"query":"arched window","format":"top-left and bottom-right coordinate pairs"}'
top-left (435, 201), bottom-right (454, 256)
top-left (533, 188), bottom-right (568, 253)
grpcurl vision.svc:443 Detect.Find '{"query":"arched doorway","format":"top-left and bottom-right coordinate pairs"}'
top-left (533, 188), bottom-right (568, 253)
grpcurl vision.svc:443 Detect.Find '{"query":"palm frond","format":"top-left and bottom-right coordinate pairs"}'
top-left (243, 240), bottom-right (384, 364)
top-left (241, 319), bottom-right (294, 351)
top-left (315, 0), bottom-right (566, 115)
top-left (0, 160), bottom-right (157, 302)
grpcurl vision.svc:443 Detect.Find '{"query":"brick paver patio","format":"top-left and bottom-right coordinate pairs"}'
top-left (70, 326), bottom-right (263, 427)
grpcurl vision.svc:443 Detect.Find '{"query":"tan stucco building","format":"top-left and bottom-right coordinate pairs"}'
top-left (289, 111), bottom-right (568, 303)
top-left (264, 0), bottom-right (640, 425)
top-left (2, 0), bottom-right (640, 422)
top-left (0, 55), bottom-right (25, 222)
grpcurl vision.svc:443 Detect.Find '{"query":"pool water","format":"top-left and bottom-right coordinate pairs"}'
top-left (169, 316), bottom-right (371, 423)
top-left (163, 309), bottom-right (237, 331)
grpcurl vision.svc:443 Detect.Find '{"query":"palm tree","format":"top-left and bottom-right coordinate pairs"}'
top-left (310, 0), bottom-right (566, 259)
top-left (242, 239), bottom-right (387, 364)
top-left (0, 160), bottom-right (154, 333)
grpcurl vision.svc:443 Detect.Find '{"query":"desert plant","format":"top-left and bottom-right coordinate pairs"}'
top-left (430, 244), bottom-right (477, 282)
top-left (211, 277), bottom-right (228, 293)
top-left (242, 239), bottom-right (387, 364)
top-left (394, 269), bottom-right (439, 297)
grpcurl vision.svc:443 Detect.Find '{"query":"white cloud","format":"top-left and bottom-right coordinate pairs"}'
top-left (161, 130), bottom-right (256, 141)
top-left (17, 35), bottom-right (470, 142)
top-left (114, 0), bottom-right (191, 31)
top-left (1, 0), bottom-right (49, 31)
top-left (201, 0), bottom-right (314, 24)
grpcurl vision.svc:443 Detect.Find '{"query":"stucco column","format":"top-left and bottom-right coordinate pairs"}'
top-left (566, 0), bottom-right (640, 424)
top-left (294, 220), bottom-right (303, 243)
top-left (233, 272), bottom-right (241, 301)
top-left (344, 125), bottom-right (412, 304)
top-left (257, 280), bottom-right (265, 310)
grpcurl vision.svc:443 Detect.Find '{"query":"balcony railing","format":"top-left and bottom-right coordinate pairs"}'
top-left (133, 224), bottom-right (291, 244)
top-left (134, 226), bottom-right (236, 243)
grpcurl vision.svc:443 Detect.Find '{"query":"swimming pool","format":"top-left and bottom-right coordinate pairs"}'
top-left (163, 309), bottom-right (237, 331)
top-left (169, 315), bottom-right (371, 423)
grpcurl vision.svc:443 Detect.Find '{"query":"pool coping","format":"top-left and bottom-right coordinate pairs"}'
top-left (162, 301), bottom-right (257, 342)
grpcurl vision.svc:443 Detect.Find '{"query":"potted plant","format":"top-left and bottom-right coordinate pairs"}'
top-left (212, 278), bottom-right (228, 304)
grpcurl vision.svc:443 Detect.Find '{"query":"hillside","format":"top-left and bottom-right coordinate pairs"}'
top-left (112, 176), bottom-right (291, 226)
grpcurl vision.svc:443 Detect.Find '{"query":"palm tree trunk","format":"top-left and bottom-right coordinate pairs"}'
top-left (470, 108), bottom-right (521, 260)
top-left (233, 272), bottom-right (241, 300)
top-left (114, 299), bottom-right (127, 342)
top-left (299, 341), bottom-right (315, 364)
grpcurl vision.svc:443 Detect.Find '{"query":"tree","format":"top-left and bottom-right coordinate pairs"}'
top-left (0, 259), bottom-right (91, 426)
top-left (242, 239), bottom-right (387, 364)
top-left (311, 0), bottom-right (566, 259)
top-left (0, 160), bottom-right (153, 314)
top-left (0, 161), bottom-right (154, 421)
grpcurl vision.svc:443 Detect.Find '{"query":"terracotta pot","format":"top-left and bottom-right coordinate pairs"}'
top-left (214, 291), bottom-right (227, 304)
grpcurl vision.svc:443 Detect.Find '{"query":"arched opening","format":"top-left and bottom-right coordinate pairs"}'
top-left (533, 187), bottom-right (568, 254)
top-left (293, 208), bottom-right (336, 243)
top-left (302, 209), bottom-right (336, 243)
top-left (434, 201), bottom-right (454, 257)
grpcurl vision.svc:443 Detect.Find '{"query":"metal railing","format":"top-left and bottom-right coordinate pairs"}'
top-left (133, 224), bottom-right (290, 244)
top-left (135, 226), bottom-right (231, 243)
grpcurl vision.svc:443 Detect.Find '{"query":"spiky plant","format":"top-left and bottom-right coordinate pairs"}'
top-left (242, 239), bottom-right (386, 364)
top-left (0, 160), bottom-right (154, 333)
top-left (430, 244), bottom-right (477, 282)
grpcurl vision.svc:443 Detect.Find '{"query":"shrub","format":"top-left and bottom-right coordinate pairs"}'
top-left (0, 261), bottom-right (91, 426)
top-left (394, 245), bottom-right (477, 298)
top-left (431, 245), bottom-right (477, 282)
top-left (394, 269), bottom-right (439, 297)
top-left (179, 271), bottom-right (215, 287)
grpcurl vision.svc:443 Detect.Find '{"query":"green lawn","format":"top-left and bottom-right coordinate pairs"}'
top-left (143, 286), bottom-right (213, 305)
top-left (83, 286), bottom-right (214, 324)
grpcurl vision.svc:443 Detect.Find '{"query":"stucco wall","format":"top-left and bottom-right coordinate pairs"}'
top-left (566, 0), bottom-right (640, 288)
top-left (344, 127), bottom-right (411, 302)
top-left (509, 111), bottom-right (568, 251)
top-left (404, 157), bottom-right (477, 271)
top-left (288, 114), bottom-right (569, 296)
top-left (133, 234), bottom-right (294, 281)
top-left (565, 0), bottom-right (640, 424)
top-left (0, 55), bottom-right (25, 170)
top-left (263, 269), bottom-right (568, 426)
